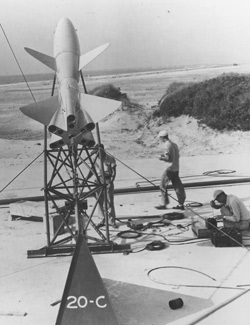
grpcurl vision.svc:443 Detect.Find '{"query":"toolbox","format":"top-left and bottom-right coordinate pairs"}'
top-left (211, 227), bottom-right (242, 247)
top-left (205, 217), bottom-right (218, 230)
top-left (192, 217), bottom-right (218, 238)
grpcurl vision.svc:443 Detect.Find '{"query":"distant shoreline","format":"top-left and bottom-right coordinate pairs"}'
top-left (0, 63), bottom-right (236, 85)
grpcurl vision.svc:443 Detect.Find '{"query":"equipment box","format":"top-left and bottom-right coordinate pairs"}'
top-left (211, 228), bottom-right (242, 247)
top-left (205, 218), bottom-right (218, 230)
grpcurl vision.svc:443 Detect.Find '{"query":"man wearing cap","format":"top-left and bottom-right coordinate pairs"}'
top-left (88, 144), bottom-right (117, 228)
top-left (210, 189), bottom-right (250, 231)
top-left (155, 130), bottom-right (186, 210)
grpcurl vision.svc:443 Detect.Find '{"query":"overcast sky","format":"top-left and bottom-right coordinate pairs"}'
top-left (1, 0), bottom-right (250, 75)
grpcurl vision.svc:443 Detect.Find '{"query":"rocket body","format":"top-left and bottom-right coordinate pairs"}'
top-left (20, 18), bottom-right (120, 149)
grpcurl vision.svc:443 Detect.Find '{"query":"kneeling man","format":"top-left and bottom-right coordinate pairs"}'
top-left (210, 189), bottom-right (250, 231)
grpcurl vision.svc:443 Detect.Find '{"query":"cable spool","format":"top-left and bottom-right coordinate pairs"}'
top-left (169, 298), bottom-right (184, 310)
top-left (203, 169), bottom-right (236, 176)
top-left (145, 240), bottom-right (166, 251)
top-left (117, 230), bottom-right (142, 239)
top-left (185, 201), bottom-right (203, 208)
top-left (146, 221), bottom-right (166, 229)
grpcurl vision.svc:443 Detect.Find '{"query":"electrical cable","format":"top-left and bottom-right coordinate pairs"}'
top-left (147, 264), bottom-right (243, 289)
top-left (107, 149), bottom-right (249, 250)
top-left (143, 221), bottom-right (166, 229)
top-left (123, 217), bottom-right (204, 246)
top-left (115, 217), bottom-right (129, 224)
top-left (127, 219), bottom-right (169, 231)
top-left (118, 224), bottom-right (205, 245)
top-left (131, 240), bottom-right (167, 253)
top-left (138, 231), bottom-right (168, 241)
top-left (167, 238), bottom-right (210, 245)
top-left (131, 247), bottom-right (147, 253)
top-left (135, 169), bottom-right (238, 188)
top-left (185, 201), bottom-right (203, 207)
top-left (203, 169), bottom-right (236, 177)
top-left (145, 240), bottom-right (166, 251)
top-left (147, 265), bottom-right (216, 281)
top-left (117, 230), bottom-right (142, 239)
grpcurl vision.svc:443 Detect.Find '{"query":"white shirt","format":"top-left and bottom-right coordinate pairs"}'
top-left (96, 153), bottom-right (116, 179)
top-left (164, 140), bottom-right (179, 172)
top-left (224, 194), bottom-right (250, 222)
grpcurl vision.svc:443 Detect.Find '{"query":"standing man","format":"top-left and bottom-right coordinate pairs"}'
top-left (155, 130), bottom-right (186, 210)
top-left (96, 144), bottom-right (117, 228)
top-left (210, 189), bottom-right (250, 231)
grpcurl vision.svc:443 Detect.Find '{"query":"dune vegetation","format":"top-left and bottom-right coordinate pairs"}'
top-left (89, 83), bottom-right (141, 110)
top-left (154, 73), bottom-right (250, 131)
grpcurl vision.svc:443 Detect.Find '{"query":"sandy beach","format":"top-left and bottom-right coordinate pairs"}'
top-left (1, 65), bottom-right (250, 325)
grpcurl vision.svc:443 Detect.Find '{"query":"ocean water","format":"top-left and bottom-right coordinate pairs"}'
top-left (0, 64), bottom-right (235, 86)
top-left (0, 65), bottom-right (212, 85)
top-left (0, 68), bottom-right (167, 85)
top-left (0, 73), bottom-right (54, 85)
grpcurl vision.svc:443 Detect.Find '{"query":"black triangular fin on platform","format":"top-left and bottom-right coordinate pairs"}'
top-left (56, 235), bottom-right (119, 325)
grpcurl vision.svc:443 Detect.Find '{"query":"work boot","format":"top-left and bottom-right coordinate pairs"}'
top-left (173, 205), bottom-right (185, 210)
top-left (96, 219), bottom-right (105, 228)
top-left (155, 205), bottom-right (168, 210)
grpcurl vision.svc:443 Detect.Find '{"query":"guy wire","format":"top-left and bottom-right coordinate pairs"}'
top-left (0, 152), bottom-right (44, 194)
top-left (0, 24), bottom-right (36, 102)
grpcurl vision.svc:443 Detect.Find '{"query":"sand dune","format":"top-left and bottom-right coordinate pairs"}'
top-left (1, 63), bottom-right (250, 161)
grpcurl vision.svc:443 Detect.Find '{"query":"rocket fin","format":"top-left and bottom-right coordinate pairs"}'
top-left (50, 131), bottom-right (95, 149)
top-left (80, 93), bottom-right (121, 123)
top-left (50, 133), bottom-right (65, 149)
top-left (25, 47), bottom-right (56, 71)
top-left (20, 96), bottom-right (59, 126)
top-left (79, 43), bottom-right (110, 71)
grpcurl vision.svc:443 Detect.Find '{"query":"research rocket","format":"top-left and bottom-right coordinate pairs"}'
top-left (20, 18), bottom-right (121, 149)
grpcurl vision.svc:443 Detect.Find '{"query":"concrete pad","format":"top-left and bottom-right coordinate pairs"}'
top-left (1, 154), bottom-right (250, 325)
top-left (9, 201), bottom-right (45, 221)
top-left (104, 279), bottom-right (213, 325)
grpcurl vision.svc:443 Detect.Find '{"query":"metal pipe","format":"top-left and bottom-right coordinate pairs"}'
top-left (44, 126), bottom-right (51, 246)
top-left (44, 72), bottom-right (57, 246)
top-left (96, 123), bottom-right (110, 242)
top-left (72, 139), bottom-right (81, 237)
top-left (1, 177), bottom-right (250, 206)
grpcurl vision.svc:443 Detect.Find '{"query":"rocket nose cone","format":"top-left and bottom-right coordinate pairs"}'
top-left (57, 17), bottom-right (74, 29)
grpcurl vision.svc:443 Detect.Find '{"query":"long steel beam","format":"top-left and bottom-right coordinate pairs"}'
top-left (1, 177), bottom-right (250, 206)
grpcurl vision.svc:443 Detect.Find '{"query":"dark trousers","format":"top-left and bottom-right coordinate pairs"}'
top-left (160, 170), bottom-right (186, 206)
top-left (97, 182), bottom-right (116, 223)
top-left (220, 206), bottom-right (250, 231)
